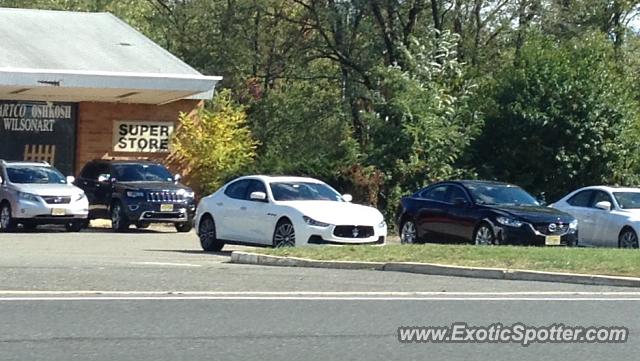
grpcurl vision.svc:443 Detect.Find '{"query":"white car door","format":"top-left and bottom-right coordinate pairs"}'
top-left (557, 190), bottom-right (594, 246)
top-left (588, 191), bottom-right (617, 247)
top-left (216, 179), bottom-right (252, 241)
top-left (240, 179), bottom-right (277, 245)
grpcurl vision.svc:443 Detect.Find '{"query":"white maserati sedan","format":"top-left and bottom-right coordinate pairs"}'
top-left (551, 186), bottom-right (640, 248)
top-left (194, 175), bottom-right (387, 251)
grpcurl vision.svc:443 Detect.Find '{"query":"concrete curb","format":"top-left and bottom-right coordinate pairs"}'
top-left (230, 251), bottom-right (640, 288)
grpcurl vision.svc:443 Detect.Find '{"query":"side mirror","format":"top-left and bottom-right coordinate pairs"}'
top-left (249, 191), bottom-right (267, 202)
top-left (66, 176), bottom-right (75, 184)
top-left (342, 194), bottom-right (353, 202)
top-left (594, 201), bottom-right (612, 211)
top-left (453, 197), bottom-right (469, 207)
top-left (174, 174), bottom-right (182, 183)
top-left (97, 174), bottom-right (111, 183)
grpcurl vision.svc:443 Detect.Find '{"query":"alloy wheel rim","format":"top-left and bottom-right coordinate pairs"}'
top-left (621, 231), bottom-right (638, 248)
top-left (200, 219), bottom-right (215, 243)
top-left (475, 226), bottom-right (493, 245)
top-left (0, 206), bottom-right (9, 229)
top-left (112, 205), bottom-right (121, 228)
top-left (274, 223), bottom-right (295, 247)
top-left (401, 221), bottom-right (416, 244)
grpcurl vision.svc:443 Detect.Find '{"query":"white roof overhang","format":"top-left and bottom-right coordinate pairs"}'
top-left (0, 68), bottom-right (221, 104)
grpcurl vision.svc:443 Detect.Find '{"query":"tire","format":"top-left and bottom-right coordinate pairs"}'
top-left (65, 220), bottom-right (84, 232)
top-left (175, 221), bottom-right (192, 233)
top-left (110, 201), bottom-right (129, 232)
top-left (135, 222), bottom-right (150, 229)
top-left (0, 202), bottom-right (16, 232)
top-left (618, 228), bottom-right (639, 249)
top-left (400, 219), bottom-right (418, 244)
top-left (273, 219), bottom-right (296, 248)
top-left (474, 222), bottom-right (495, 245)
top-left (199, 215), bottom-right (223, 252)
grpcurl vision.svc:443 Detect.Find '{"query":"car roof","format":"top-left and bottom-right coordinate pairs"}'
top-left (90, 159), bottom-right (161, 165)
top-left (446, 180), bottom-right (516, 187)
top-left (571, 185), bottom-right (640, 193)
top-left (232, 175), bottom-right (326, 184)
top-left (1, 160), bottom-right (51, 167)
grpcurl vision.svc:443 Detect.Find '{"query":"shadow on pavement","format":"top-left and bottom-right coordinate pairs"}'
top-left (144, 249), bottom-right (232, 257)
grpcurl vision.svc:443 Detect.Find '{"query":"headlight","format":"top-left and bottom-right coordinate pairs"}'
top-left (378, 220), bottom-right (387, 228)
top-left (75, 193), bottom-right (87, 202)
top-left (17, 191), bottom-right (39, 202)
top-left (177, 189), bottom-right (195, 198)
top-left (496, 216), bottom-right (523, 227)
top-left (303, 215), bottom-right (331, 227)
top-left (126, 191), bottom-right (145, 198)
top-left (569, 219), bottom-right (578, 230)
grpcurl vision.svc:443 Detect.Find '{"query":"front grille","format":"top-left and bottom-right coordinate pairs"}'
top-left (146, 191), bottom-right (184, 202)
top-left (41, 196), bottom-right (71, 204)
top-left (534, 223), bottom-right (569, 236)
top-left (333, 225), bottom-right (374, 238)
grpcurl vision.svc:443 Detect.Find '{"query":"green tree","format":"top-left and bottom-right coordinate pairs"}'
top-left (470, 34), bottom-right (640, 200)
top-left (171, 91), bottom-right (259, 194)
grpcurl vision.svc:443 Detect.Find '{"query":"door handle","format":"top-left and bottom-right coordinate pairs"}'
top-left (240, 206), bottom-right (247, 211)
top-left (216, 202), bottom-right (223, 206)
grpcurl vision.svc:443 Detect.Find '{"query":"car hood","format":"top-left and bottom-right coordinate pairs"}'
top-left (484, 204), bottom-right (574, 223)
top-left (14, 183), bottom-right (84, 196)
top-left (116, 182), bottom-right (191, 192)
top-left (281, 201), bottom-right (384, 225)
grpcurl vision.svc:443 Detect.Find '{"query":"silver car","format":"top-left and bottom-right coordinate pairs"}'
top-left (0, 160), bottom-right (89, 232)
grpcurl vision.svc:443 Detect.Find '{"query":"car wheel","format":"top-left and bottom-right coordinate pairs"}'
top-left (135, 222), bottom-right (150, 229)
top-left (618, 228), bottom-right (639, 249)
top-left (273, 219), bottom-right (295, 248)
top-left (0, 203), bottom-right (16, 232)
top-left (199, 215), bottom-right (223, 252)
top-left (400, 219), bottom-right (418, 244)
top-left (474, 223), bottom-right (495, 245)
top-left (65, 221), bottom-right (84, 232)
top-left (175, 221), bottom-right (192, 233)
top-left (111, 202), bottom-right (129, 232)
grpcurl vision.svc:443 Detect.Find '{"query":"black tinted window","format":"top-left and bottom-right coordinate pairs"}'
top-left (590, 191), bottom-right (612, 208)
top-left (112, 164), bottom-right (173, 182)
top-left (225, 180), bottom-right (251, 200)
top-left (246, 180), bottom-right (267, 200)
top-left (447, 186), bottom-right (468, 203)
top-left (422, 185), bottom-right (448, 202)
top-left (567, 190), bottom-right (592, 207)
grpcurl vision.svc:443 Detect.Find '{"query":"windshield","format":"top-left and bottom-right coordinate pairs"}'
top-left (270, 182), bottom-right (343, 201)
top-left (466, 184), bottom-right (539, 206)
top-left (6, 166), bottom-right (66, 184)
top-left (613, 192), bottom-right (640, 209)
top-left (112, 164), bottom-right (173, 182)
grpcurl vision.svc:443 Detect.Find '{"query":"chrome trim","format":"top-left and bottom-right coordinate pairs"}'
top-left (525, 222), bottom-right (572, 237)
top-left (138, 210), bottom-right (187, 222)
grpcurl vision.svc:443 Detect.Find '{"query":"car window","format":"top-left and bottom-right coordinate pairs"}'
top-left (245, 180), bottom-right (267, 200)
top-left (6, 166), bottom-right (66, 184)
top-left (590, 191), bottom-right (612, 208)
top-left (567, 190), bottom-right (593, 207)
top-left (224, 180), bottom-right (251, 200)
top-left (447, 186), bottom-right (468, 204)
top-left (613, 192), bottom-right (640, 209)
top-left (421, 185), bottom-right (449, 202)
top-left (270, 182), bottom-right (342, 201)
top-left (112, 164), bottom-right (173, 182)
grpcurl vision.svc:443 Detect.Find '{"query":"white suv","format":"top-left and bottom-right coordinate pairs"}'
top-left (0, 161), bottom-right (89, 232)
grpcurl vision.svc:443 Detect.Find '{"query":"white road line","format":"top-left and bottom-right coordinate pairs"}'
top-left (129, 262), bottom-right (202, 267)
top-left (0, 296), bottom-right (639, 301)
top-left (0, 291), bottom-right (640, 296)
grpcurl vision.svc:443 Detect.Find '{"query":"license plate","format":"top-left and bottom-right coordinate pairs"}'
top-left (160, 204), bottom-right (174, 212)
top-left (545, 235), bottom-right (561, 246)
top-left (51, 208), bottom-right (65, 216)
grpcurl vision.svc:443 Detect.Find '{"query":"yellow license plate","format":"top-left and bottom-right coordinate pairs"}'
top-left (545, 235), bottom-right (561, 246)
top-left (51, 208), bottom-right (65, 216)
top-left (160, 204), bottom-right (174, 212)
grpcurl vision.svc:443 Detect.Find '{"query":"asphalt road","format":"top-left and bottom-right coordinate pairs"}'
top-left (0, 225), bottom-right (638, 360)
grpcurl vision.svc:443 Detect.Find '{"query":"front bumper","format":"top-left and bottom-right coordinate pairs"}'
top-left (14, 198), bottom-right (88, 223)
top-left (121, 197), bottom-right (196, 223)
top-left (494, 223), bottom-right (578, 246)
top-left (298, 223), bottom-right (387, 246)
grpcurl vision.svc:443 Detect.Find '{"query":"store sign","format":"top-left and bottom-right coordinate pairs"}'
top-left (113, 121), bottom-right (174, 153)
top-left (0, 101), bottom-right (77, 176)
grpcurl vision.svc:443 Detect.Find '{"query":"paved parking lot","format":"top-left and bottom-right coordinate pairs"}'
top-left (1, 225), bottom-right (638, 361)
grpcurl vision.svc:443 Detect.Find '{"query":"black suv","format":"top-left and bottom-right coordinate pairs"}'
top-left (74, 159), bottom-right (196, 232)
